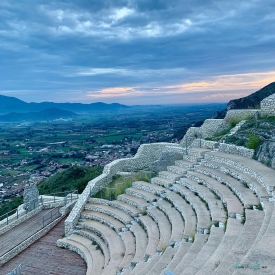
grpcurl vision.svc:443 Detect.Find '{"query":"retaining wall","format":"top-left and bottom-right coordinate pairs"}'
top-left (65, 142), bottom-right (184, 236)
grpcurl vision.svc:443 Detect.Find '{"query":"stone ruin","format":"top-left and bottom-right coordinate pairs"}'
top-left (23, 182), bottom-right (39, 211)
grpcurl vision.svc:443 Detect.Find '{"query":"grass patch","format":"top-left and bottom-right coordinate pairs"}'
top-left (245, 132), bottom-right (261, 149)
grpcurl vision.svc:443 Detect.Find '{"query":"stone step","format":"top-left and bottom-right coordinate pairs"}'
top-left (212, 209), bottom-right (265, 274)
top-left (147, 207), bottom-right (172, 250)
top-left (171, 185), bottom-right (211, 233)
top-left (182, 155), bottom-right (201, 163)
top-left (119, 231), bottom-right (136, 269)
top-left (132, 180), bottom-right (166, 195)
top-left (85, 203), bottom-right (133, 224)
top-left (196, 218), bottom-right (243, 275)
top-left (82, 220), bottom-right (125, 273)
top-left (143, 247), bottom-right (178, 275)
top-left (204, 151), bottom-right (275, 193)
top-left (186, 171), bottom-right (244, 218)
top-left (167, 165), bottom-right (188, 176)
top-left (196, 165), bottom-right (260, 208)
top-left (76, 228), bottom-right (110, 267)
top-left (117, 194), bottom-right (149, 211)
top-left (161, 241), bottom-right (193, 273)
top-left (138, 215), bottom-right (160, 256)
top-left (163, 192), bottom-right (196, 239)
top-left (57, 237), bottom-right (93, 275)
top-left (81, 210), bottom-right (125, 231)
top-left (129, 222), bottom-right (148, 264)
top-left (188, 148), bottom-right (211, 157)
top-left (178, 178), bottom-right (226, 225)
top-left (151, 177), bottom-right (174, 188)
top-left (233, 205), bottom-right (275, 274)
top-left (69, 234), bottom-right (105, 275)
top-left (157, 199), bottom-right (184, 243)
top-left (175, 160), bottom-right (196, 169)
top-left (125, 187), bottom-right (158, 203)
top-left (88, 198), bottom-right (140, 217)
top-left (201, 159), bottom-right (269, 198)
top-left (159, 171), bottom-right (182, 181)
top-left (181, 227), bottom-right (224, 274)
top-left (173, 234), bottom-right (209, 274)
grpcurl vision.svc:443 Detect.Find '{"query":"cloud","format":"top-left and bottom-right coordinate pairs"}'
top-left (0, 0), bottom-right (274, 104)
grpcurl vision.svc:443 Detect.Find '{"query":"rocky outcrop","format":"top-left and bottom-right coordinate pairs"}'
top-left (213, 82), bottom-right (275, 119)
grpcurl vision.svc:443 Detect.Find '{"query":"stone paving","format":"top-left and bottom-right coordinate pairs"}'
top-left (0, 217), bottom-right (86, 275)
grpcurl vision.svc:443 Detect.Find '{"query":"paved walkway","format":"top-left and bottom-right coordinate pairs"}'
top-left (1, 217), bottom-right (87, 275)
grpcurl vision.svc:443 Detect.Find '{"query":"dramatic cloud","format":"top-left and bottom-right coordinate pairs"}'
top-left (0, 0), bottom-right (274, 104)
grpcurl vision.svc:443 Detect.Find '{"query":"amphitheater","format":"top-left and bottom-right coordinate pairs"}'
top-left (2, 94), bottom-right (275, 275)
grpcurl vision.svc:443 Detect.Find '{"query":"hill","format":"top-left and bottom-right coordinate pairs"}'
top-left (213, 82), bottom-right (275, 119)
top-left (0, 108), bottom-right (77, 122)
top-left (0, 94), bottom-right (130, 114)
top-left (38, 166), bottom-right (103, 194)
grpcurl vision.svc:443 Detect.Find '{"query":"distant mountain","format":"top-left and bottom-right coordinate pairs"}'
top-left (0, 108), bottom-right (77, 122)
top-left (0, 95), bottom-right (130, 114)
top-left (213, 82), bottom-right (275, 119)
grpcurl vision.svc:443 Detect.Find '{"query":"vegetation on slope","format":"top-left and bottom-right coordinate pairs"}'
top-left (0, 166), bottom-right (103, 218)
top-left (38, 165), bottom-right (103, 195)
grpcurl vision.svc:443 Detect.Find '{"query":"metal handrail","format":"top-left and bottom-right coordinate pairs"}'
top-left (0, 190), bottom-right (78, 226)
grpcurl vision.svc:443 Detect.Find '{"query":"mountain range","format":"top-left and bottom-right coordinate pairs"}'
top-left (0, 95), bottom-right (129, 115)
top-left (0, 108), bottom-right (77, 122)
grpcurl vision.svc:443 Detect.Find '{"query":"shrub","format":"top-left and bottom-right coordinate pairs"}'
top-left (245, 132), bottom-right (261, 149)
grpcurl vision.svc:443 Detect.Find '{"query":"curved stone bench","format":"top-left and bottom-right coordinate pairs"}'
top-left (76, 228), bottom-right (110, 267)
top-left (234, 204), bottom-right (275, 274)
top-left (179, 178), bottom-right (226, 226)
top-left (81, 210), bottom-right (125, 231)
top-left (125, 187), bottom-right (158, 203)
top-left (171, 184), bottom-right (211, 233)
top-left (58, 234), bottom-right (105, 275)
top-left (212, 209), bottom-right (265, 275)
top-left (182, 154), bottom-right (202, 163)
top-left (151, 176), bottom-right (174, 188)
top-left (85, 202), bottom-right (133, 224)
top-left (196, 165), bottom-right (260, 208)
top-left (140, 246), bottom-right (178, 275)
top-left (117, 193), bottom-right (150, 210)
top-left (173, 234), bottom-right (209, 274)
top-left (163, 192), bottom-right (196, 239)
top-left (132, 181), bottom-right (166, 195)
top-left (147, 207), bottom-right (172, 250)
top-left (188, 148), bottom-right (211, 157)
top-left (180, 227), bottom-right (224, 275)
top-left (81, 220), bottom-right (126, 274)
top-left (175, 159), bottom-right (196, 169)
top-left (159, 171), bottom-right (182, 181)
top-left (167, 165), bottom-right (188, 176)
top-left (119, 230), bottom-right (136, 269)
top-left (186, 171), bottom-right (244, 218)
top-left (204, 151), bottom-right (275, 194)
top-left (162, 241), bottom-right (193, 273)
top-left (196, 218), bottom-right (243, 275)
top-left (88, 198), bottom-right (140, 217)
top-left (201, 159), bottom-right (269, 199)
top-left (157, 199), bottom-right (184, 243)
top-left (138, 215), bottom-right (160, 256)
top-left (128, 221), bottom-right (148, 265)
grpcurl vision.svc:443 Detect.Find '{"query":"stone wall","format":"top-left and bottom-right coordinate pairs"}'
top-left (218, 143), bottom-right (254, 159)
top-left (190, 139), bottom-right (219, 150)
top-left (180, 119), bottom-right (229, 146)
top-left (260, 94), bottom-right (275, 115)
top-left (65, 142), bottom-right (184, 236)
top-left (224, 109), bottom-right (259, 122)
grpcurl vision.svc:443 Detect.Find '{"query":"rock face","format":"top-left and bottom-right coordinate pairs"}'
top-left (256, 141), bottom-right (275, 169)
top-left (213, 82), bottom-right (275, 119)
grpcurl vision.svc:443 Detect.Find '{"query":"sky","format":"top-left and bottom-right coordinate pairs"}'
top-left (0, 0), bottom-right (275, 105)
